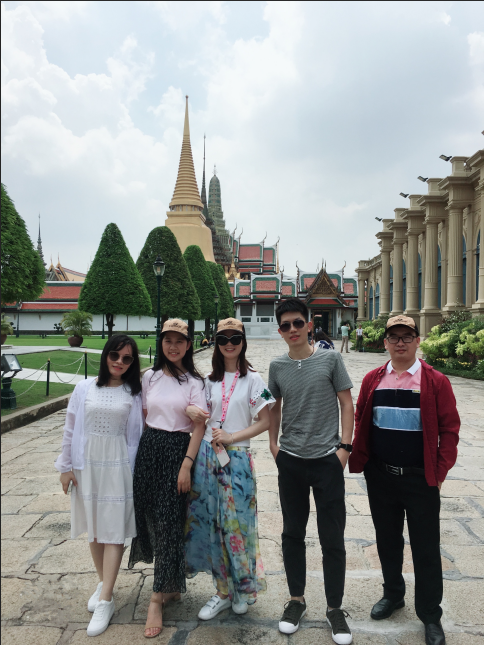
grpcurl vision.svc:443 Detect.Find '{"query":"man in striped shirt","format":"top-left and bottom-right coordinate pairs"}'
top-left (349, 315), bottom-right (460, 645)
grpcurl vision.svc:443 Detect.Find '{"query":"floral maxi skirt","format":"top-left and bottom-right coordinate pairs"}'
top-left (185, 440), bottom-right (266, 604)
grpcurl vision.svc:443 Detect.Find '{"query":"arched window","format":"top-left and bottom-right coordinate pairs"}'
top-left (463, 236), bottom-right (466, 306)
top-left (437, 247), bottom-right (442, 309)
top-left (390, 265), bottom-right (393, 312)
top-left (402, 259), bottom-right (407, 311)
top-left (418, 254), bottom-right (422, 310)
top-left (375, 283), bottom-right (380, 317)
top-left (369, 285), bottom-right (373, 320)
top-left (477, 231), bottom-right (481, 301)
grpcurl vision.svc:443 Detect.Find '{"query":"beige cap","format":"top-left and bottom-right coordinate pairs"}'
top-left (385, 315), bottom-right (417, 333)
top-left (161, 318), bottom-right (190, 339)
top-left (217, 318), bottom-right (244, 334)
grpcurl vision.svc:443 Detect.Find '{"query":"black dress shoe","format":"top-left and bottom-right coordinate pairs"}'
top-left (425, 622), bottom-right (445, 645)
top-left (370, 597), bottom-right (405, 620)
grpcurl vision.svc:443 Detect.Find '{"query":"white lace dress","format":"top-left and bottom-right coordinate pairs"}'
top-left (71, 381), bottom-right (137, 543)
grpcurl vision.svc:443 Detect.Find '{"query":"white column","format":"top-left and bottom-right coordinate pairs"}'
top-left (445, 206), bottom-right (464, 310)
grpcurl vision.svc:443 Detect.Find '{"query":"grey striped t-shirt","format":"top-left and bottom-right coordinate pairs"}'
top-left (268, 348), bottom-right (353, 459)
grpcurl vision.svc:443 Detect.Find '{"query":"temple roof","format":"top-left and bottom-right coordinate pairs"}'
top-left (169, 97), bottom-right (203, 209)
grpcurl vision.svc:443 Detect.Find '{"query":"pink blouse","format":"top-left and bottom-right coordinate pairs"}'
top-left (142, 369), bottom-right (207, 433)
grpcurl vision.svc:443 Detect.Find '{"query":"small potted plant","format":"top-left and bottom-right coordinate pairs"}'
top-left (1, 315), bottom-right (14, 345)
top-left (60, 310), bottom-right (93, 347)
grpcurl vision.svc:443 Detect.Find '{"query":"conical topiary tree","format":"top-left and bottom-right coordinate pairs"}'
top-left (208, 262), bottom-right (234, 322)
top-left (78, 223), bottom-right (152, 337)
top-left (183, 245), bottom-right (218, 338)
top-left (1, 183), bottom-right (45, 304)
top-left (136, 227), bottom-right (201, 325)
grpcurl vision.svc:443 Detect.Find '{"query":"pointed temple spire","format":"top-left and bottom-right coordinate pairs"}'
top-left (37, 214), bottom-right (46, 266)
top-left (200, 134), bottom-right (207, 206)
top-left (169, 96), bottom-right (203, 210)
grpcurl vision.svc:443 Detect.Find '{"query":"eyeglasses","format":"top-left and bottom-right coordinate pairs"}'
top-left (386, 335), bottom-right (417, 344)
top-left (279, 318), bottom-right (306, 333)
top-left (216, 335), bottom-right (244, 346)
top-left (108, 351), bottom-right (134, 365)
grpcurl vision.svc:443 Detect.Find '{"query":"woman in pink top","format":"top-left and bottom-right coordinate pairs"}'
top-left (128, 319), bottom-right (207, 638)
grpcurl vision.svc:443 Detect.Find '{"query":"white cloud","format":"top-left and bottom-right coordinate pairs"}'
top-left (439, 12), bottom-right (451, 25)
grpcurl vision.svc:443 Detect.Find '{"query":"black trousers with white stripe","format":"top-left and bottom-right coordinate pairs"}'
top-left (364, 457), bottom-right (443, 625)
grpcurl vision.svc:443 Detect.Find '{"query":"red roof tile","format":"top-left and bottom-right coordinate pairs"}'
top-left (21, 303), bottom-right (78, 310)
top-left (303, 277), bottom-right (315, 289)
top-left (239, 246), bottom-right (261, 260)
top-left (255, 280), bottom-right (277, 292)
top-left (281, 285), bottom-right (293, 295)
top-left (40, 285), bottom-right (82, 300)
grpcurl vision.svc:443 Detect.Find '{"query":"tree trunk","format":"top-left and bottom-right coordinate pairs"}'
top-left (106, 313), bottom-right (115, 338)
top-left (205, 318), bottom-right (211, 337)
top-left (188, 320), bottom-right (195, 340)
top-left (162, 314), bottom-right (169, 326)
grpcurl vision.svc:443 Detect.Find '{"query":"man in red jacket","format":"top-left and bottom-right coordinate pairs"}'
top-left (349, 315), bottom-right (460, 645)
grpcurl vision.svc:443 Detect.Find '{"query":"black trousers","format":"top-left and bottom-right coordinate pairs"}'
top-left (276, 450), bottom-right (346, 607)
top-left (364, 458), bottom-right (443, 625)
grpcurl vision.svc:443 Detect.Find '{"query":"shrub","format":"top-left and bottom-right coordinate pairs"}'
top-left (60, 310), bottom-right (93, 338)
top-left (421, 316), bottom-right (484, 367)
top-left (1, 315), bottom-right (14, 336)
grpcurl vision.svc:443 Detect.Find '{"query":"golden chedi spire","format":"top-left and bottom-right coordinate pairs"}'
top-left (165, 96), bottom-right (215, 262)
top-left (169, 96), bottom-right (204, 210)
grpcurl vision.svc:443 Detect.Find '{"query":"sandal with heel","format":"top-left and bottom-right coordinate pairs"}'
top-left (144, 596), bottom-right (164, 639)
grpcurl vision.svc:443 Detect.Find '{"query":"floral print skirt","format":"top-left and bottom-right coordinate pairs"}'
top-left (185, 440), bottom-right (266, 604)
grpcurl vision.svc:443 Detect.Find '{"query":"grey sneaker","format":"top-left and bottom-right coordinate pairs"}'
top-left (326, 608), bottom-right (353, 644)
top-left (279, 599), bottom-right (307, 634)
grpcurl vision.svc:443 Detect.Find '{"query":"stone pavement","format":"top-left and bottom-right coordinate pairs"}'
top-left (2, 340), bottom-right (483, 645)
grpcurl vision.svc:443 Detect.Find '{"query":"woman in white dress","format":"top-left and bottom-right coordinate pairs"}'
top-left (55, 335), bottom-right (144, 637)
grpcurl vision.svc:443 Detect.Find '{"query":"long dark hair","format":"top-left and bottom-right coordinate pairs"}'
top-left (209, 329), bottom-right (253, 382)
top-left (97, 334), bottom-right (141, 395)
top-left (314, 330), bottom-right (334, 346)
top-left (153, 331), bottom-right (204, 385)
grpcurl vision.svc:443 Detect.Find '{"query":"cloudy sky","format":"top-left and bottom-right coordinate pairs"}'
top-left (2, 1), bottom-right (483, 279)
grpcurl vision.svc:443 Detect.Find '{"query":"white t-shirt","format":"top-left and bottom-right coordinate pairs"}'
top-left (356, 328), bottom-right (364, 336)
top-left (203, 370), bottom-right (275, 447)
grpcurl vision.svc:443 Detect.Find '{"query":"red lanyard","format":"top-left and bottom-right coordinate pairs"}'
top-left (219, 371), bottom-right (240, 428)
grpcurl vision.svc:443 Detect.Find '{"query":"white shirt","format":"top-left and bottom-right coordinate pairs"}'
top-left (203, 370), bottom-right (275, 447)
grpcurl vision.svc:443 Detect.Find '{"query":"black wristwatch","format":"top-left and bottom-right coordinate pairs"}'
top-left (338, 443), bottom-right (353, 453)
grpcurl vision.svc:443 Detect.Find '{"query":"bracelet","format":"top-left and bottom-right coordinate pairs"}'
top-left (184, 455), bottom-right (194, 464)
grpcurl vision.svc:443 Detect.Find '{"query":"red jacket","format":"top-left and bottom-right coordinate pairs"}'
top-left (348, 360), bottom-right (460, 487)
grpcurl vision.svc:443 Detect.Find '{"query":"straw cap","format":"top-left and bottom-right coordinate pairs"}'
top-left (161, 318), bottom-right (190, 339)
top-left (217, 318), bottom-right (244, 334)
top-left (385, 315), bottom-right (417, 333)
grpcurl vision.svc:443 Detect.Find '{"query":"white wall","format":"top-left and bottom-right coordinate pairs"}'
top-left (12, 312), bottom-right (209, 334)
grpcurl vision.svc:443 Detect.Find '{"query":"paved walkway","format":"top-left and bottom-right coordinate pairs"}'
top-left (2, 340), bottom-right (483, 645)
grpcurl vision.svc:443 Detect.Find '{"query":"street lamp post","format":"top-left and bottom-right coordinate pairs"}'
top-left (153, 255), bottom-right (166, 364)
top-left (214, 294), bottom-right (219, 336)
top-left (15, 302), bottom-right (22, 339)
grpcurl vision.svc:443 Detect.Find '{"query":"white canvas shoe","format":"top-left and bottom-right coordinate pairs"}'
top-left (87, 598), bottom-right (115, 636)
top-left (198, 595), bottom-right (231, 620)
top-left (88, 582), bottom-right (103, 612)
top-left (232, 601), bottom-right (248, 615)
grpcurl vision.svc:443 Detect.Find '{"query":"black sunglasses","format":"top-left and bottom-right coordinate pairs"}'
top-left (108, 351), bottom-right (134, 365)
top-left (279, 318), bottom-right (306, 333)
top-left (216, 335), bottom-right (244, 346)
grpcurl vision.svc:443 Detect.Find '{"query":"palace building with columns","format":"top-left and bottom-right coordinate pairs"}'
top-left (356, 149), bottom-right (484, 336)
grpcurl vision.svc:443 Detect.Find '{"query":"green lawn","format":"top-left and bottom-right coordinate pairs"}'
top-left (5, 334), bottom-right (205, 353)
top-left (1, 381), bottom-right (75, 417)
top-left (16, 350), bottom-right (152, 376)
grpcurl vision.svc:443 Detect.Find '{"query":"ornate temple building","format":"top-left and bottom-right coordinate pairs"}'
top-left (163, 97), bottom-right (359, 338)
top-left (356, 149), bottom-right (483, 336)
top-left (165, 97), bottom-right (215, 262)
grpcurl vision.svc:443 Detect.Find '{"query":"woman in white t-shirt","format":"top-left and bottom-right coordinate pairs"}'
top-left (185, 318), bottom-right (275, 621)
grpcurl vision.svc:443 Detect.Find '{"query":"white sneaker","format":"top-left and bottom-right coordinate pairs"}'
top-left (88, 582), bottom-right (103, 612)
top-left (87, 598), bottom-right (115, 637)
top-left (198, 595), bottom-right (231, 620)
top-left (232, 601), bottom-right (248, 615)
